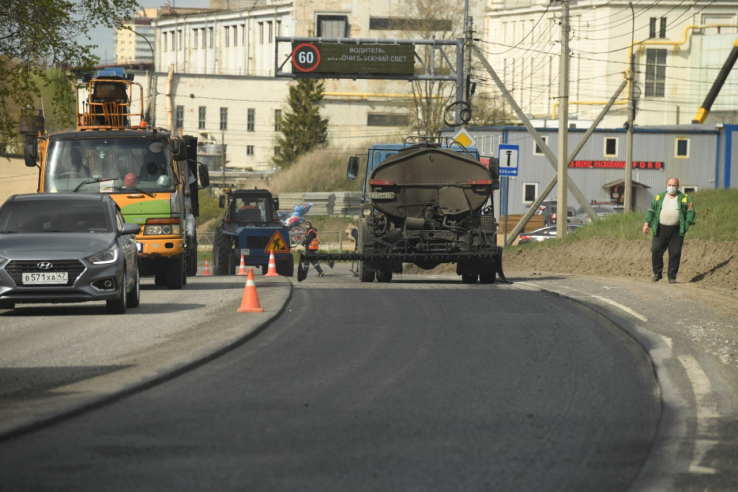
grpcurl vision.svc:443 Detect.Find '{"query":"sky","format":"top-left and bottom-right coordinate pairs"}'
top-left (85, 0), bottom-right (211, 62)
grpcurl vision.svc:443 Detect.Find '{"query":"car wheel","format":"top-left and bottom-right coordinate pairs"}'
top-left (0, 300), bottom-right (15, 310)
top-left (107, 271), bottom-right (127, 314)
top-left (126, 264), bottom-right (140, 308)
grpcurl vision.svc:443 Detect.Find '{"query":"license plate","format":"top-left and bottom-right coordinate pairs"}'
top-left (23, 272), bottom-right (68, 284)
top-left (368, 192), bottom-right (395, 199)
top-left (241, 248), bottom-right (250, 256)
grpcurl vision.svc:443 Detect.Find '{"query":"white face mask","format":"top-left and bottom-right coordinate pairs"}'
top-left (666, 185), bottom-right (678, 195)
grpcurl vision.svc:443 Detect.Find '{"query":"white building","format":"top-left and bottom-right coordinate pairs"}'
top-left (482, 0), bottom-right (738, 127)
top-left (146, 0), bottom-right (486, 172)
top-left (114, 8), bottom-right (158, 65)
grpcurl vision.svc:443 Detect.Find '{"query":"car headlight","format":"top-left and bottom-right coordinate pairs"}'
top-left (87, 246), bottom-right (118, 264)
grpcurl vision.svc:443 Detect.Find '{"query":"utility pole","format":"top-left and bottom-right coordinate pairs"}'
top-left (221, 131), bottom-right (226, 190)
top-left (556, 0), bottom-right (570, 238)
top-left (624, 2), bottom-right (636, 212)
top-left (461, 0), bottom-right (472, 128)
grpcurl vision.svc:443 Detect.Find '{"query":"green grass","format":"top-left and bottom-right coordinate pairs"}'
top-left (515, 188), bottom-right (738, 250)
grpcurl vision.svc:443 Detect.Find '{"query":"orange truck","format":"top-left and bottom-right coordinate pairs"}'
top-left (24, 68), bottom-right (210, 289)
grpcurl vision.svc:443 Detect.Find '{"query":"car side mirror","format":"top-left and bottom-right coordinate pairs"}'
top-left (198, 164), bottom-right (210, 187)
top-left (347, 156), bottom-right (360, 179)
top-left (218, 195), bottom-right (225, 208)
top-left (120, 223), bottom-right (141, 236)
top-left (24, 144), bottom-right (37, 167)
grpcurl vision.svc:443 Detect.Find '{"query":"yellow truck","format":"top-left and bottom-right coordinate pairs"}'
top-left (24, 68), bottom-right (209, 289)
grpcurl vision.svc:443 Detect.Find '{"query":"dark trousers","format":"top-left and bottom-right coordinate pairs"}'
top-left (651, 224), bottom-right (684, 279)
top-left (303, 256), bottom-right (323, 274)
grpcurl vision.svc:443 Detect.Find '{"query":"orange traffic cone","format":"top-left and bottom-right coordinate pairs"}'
top-left (237, 268), bottom-right (264, 313)
top-left (265, 251), bottom-right (279, 277)
top-left (203, 258), bottom-right (211, 276)
top-left (236, 254), bottom-right (247, 276)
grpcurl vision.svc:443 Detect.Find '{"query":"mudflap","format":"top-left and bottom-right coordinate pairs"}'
top-left (495, 247), bottom-right (512, 284)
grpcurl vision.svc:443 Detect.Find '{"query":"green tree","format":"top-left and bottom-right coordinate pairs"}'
top-left (1, 0), bottom-right (138, 145)
top-left (273, 78), bottom-right (329, 169)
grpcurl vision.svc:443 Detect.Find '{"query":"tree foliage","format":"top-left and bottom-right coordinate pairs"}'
top-left (0, 0), bottom-right (138, 145)
top-left (273, 78), bottom-right (329, 169)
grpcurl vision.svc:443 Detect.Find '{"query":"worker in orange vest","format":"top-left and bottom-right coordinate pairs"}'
top-left (302, 221), bottom-right (324, 277)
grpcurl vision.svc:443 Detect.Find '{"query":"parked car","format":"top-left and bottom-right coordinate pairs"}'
top-left (518, 224), bottom-right (582, 245)
top-left (0, 194), bottom-right (141, 314)
top-left (535, 200), bottom-right (576, 226)
top-left (571, 205), bottom-right (625, 225)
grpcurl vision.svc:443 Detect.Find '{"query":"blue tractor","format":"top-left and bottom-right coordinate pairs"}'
top-left (212, 188), bottom-right (294, 277)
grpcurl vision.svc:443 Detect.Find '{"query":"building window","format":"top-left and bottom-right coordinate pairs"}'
top-left (209, 27), bottom-right (213, 48)
top-left (193, 29), bottom-right (198, 49)
top-left (268, 21), bottom-right (273, 43)
top-left (604, 137), bottom-right (618, 157)
top-left (259, 22), bottom-right (264, 44)
top-left (175, 105), bottom-right (184, 131)
top-left (683, 185), bottom-right (698, 194)
top-left (247, 108), bottom-right (255, 132)
top-left (246, 146), bottom-right (254, 156)
top-left (177, 30), bottom-right (182, 50)
top-left (234, 26), bottom-right (239, 46)
top-left (225, 26), bottom-right (230, 47)
top-left (274, 146), bottom-right (281, 156)
top-left (242, 24), bottom-right (246, 45)
top-left (369, 17), bottom-right (451, 31)
top-left (220, 107), bottom-right (228, 131)
top-left (533, 135), bottom-right (549, 155)
top-left (367, 113), bottom-right (411, 126)
top-left (649, 18), bottom-right (657, 38)
top-left (276, 21), bottom-right (281, 37)
top-left (660, 17), bottom-right (667, 38)
top-left (198, 106), bottom-right (206, 130)
top-left (275, 109), bottom-right (282, 132)
top-left (645, 49), bottom-right (667, 97)
top-left (675, 137), bottom-right (690, 158)
top-left (162, 34), bottom-right (167, 52)
top-left (317, 15), bottom-right (348, 37)
top-left (523, 183), bottom-right (538, 204)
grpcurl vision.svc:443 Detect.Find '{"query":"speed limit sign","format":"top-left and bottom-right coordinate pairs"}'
top-left (292, 43), bottom-right (321, 73)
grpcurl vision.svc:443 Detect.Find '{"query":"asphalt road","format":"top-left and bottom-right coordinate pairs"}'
top-left (0, 267), bottom-right (660, 491)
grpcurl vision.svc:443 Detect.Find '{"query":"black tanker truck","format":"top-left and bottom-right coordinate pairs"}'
top-left (298, 138), bottom-right (506, 284)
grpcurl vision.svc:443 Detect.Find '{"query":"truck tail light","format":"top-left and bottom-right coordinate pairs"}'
top-left (369, 179), bottom-right (395, 186)
top-left (467, 179), bottom-right (493, 185)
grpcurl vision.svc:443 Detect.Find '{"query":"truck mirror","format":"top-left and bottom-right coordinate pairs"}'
top-left (198, 164), bottom-right (210, 187)
top-left (149, 142), bottom-right (164, 154)
top-left (272, 196), bottom-right (280, 211)
top-left (218, 195), bottom-right (225, 208)
top-left (171, 140), bottom-right (188, 160)
top-left (24, 144), bottom-right (37, 167)
top-left (347, 156), bottom-right (360, 179)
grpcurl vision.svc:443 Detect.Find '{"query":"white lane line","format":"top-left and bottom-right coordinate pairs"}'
top-left (680, 355), bottom-right (719, 475)
top-left (591, 295), bottom-right (648, 323)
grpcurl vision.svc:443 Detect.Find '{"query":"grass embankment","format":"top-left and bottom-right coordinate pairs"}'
top-left (516, 188), bottom-right (738, 250)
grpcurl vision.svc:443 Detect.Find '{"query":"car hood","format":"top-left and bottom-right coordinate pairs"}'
top-left (0, 233), bottom-right (116, 260)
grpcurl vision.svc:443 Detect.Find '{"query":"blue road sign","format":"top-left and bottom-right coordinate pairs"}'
top-left (498, 144), bottom-right (519, 177)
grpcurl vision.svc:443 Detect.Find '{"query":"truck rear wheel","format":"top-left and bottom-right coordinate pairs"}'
top-left (359, 261), bottom-right (375, 283)
top-left (461, 273), bottom-right (478, 284)
top-left (376, 270), bottom-right (392, 283)
top-left (214, 227), bottom-right (231, 276)
top-left (167, 256), bottom-right (184, 290)
top-left (186, 233), bottom-right (198, 276)
top-left (479, 272), bottom-right (496, 284)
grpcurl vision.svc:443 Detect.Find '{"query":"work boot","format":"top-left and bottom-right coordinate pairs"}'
top-left (668, 278), bottom-right (676, 284)
top-left (651, 274), bottom-right (662, 282)
top-left (318, 272), bottom-right (324, 277)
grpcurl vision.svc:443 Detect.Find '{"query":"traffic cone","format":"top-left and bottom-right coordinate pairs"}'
top-left (237, 268), bottom-right (264, 313)
top-left (264, 251), bottom-right (279, 277)
top-left (236, 254), bottom-right (247, 276)
top-left (203, 258), bottom-right (211, 276)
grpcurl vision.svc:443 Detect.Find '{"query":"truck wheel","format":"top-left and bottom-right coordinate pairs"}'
top-left (277, 257), bottom-right (294, 277)
top-left (376, 270), bottom-right (392, 283)
top-left (186, 233), bottom-right (198, 276)
top-left (461, 273), bottom-right (478, 284)
top-left (167, 257), bottom-right (184, 290)
top-left (359, 261), bottom-right (375, 283)
top-left (214, 228), bottom-right (231, 276)
top-left (155, 270), bottom-right (167, 286)
top-left (479, 272), bottom-right (496, 284)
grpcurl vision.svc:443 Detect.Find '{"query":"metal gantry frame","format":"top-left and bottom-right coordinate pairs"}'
top-left (275, 37), bottom-right (465, 124)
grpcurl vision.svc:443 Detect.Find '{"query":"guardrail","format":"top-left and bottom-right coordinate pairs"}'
top-left (197, 231), bottom-right (353, 251)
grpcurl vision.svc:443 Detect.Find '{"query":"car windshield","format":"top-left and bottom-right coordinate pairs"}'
top-left (0, 200), bottom-right (112, 234)
top-left (44, 138), bottom-right (175, 193)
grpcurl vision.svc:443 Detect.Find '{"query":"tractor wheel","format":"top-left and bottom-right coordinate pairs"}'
top-left (277, 257), bottom-right (294, 277)
top-left (214, 227), bottom-right (231, 276)
top-left (359, 261), bottom-right (375, 283)
top-left (461, 273), bottom-right (478, 284)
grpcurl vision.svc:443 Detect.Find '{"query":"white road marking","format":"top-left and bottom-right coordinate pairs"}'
top-left (680, 355), bottom-right (719, 475)
top-left (591, 295), bottom-right (648, 323)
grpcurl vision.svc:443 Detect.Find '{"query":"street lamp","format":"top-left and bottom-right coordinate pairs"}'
top-left (119, 23), bottom-right (156, 124)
